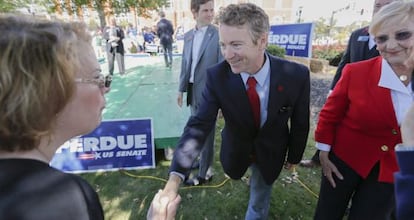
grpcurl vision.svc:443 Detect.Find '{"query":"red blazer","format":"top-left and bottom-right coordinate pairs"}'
top-left (315, 56), bottom-right (401, 183)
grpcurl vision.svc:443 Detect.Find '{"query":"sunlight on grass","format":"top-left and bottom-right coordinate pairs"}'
top-left (101, 197), bottom-right (131, 220)
top-left (79, 119), bottom-right (324, 219)
top-left (159, 160), bottom-right (172, 167)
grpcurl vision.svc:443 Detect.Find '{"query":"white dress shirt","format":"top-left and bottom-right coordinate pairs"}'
top-left (189, 26), bottom-right (208, 83)
top-left (240, 54), bottom-right (271, 127)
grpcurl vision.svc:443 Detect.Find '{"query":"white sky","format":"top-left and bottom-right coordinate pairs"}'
top-left (294, 0), bottom-right (375, 26)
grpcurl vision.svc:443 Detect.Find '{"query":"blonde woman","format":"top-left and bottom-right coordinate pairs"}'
top-left (0, 15), bottom-right (110, 219)
top-left (314, 2), bottom-right (414, 219)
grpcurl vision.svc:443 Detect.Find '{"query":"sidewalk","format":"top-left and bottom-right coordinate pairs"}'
top-left (100, 55), bottom-right (190, 149)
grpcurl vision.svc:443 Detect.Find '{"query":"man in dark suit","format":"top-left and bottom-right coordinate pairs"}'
top-left (156, 11), bottom-right (174, 68)
top-left (300, 0), bottom-right (396, 168)
top-left (394, 56), bottom-right (414, 220)
top-left (395, 102), bottom-right (414, 220)
top-left (156, 3), bottom-right (310, 219)
top-left (103, 17), bottom-right (125, 76)
top-left (177, 0), bottom-right (223, 186)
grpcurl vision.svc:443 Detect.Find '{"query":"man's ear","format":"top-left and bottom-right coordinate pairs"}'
top-left (259, 33), bottom-right (268, 50)
top-left (191, 10), bottom-right (198, 20)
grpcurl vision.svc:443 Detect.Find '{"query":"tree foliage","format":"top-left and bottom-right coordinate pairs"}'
top-left (35, 0), bottom-right (167, 28)
top-left (313, 18), bottom-right (331, 39)
top-left (38, 0), bottom-right (167, 17)
top-left (135, 0), bottom-right (168, 18)
top-left (0, 0), bottom-right (29, 13)
top-left (312, 17), bottom-right (371, 45)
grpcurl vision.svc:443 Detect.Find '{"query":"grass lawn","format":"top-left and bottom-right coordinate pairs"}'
top-left (80, 118), bottom-right (323, 220)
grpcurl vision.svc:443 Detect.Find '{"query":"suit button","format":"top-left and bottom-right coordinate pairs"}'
top-left (391, 129), bottom-right (398, 135)
top-left (381, 145), bottom-right (389, 152)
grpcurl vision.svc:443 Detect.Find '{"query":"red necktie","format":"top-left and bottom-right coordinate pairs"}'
top-left (247, 77), bottom-right (260, 128)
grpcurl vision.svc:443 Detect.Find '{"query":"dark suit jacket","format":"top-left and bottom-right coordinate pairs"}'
top-left (330, 26), bottom-right (380, 89)
top-left (395, 150), bottom-right (414, 220)
top-left (316, 56), bottom-right (401, 183)
top-left (171, 54), bottom-right (310, 184)
top-left (156, 18), bottom-right (174, 46)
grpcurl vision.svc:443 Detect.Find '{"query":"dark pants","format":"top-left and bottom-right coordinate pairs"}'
top-left (187, 82), bottom-right (215, 179)
top-left (107, 50), bottom-right (125, 75)
top-left (186, 83), bottom-right (193, 106)
top-left (314, 153), bottom-right (395, 220)
top-left (161, 43), bottom-right (173, 67)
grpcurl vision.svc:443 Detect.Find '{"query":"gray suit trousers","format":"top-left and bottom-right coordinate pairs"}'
top-left (190, 105), bottom-right (215, 178)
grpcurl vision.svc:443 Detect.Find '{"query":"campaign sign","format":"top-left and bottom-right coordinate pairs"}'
top-left (51, 118), bottom-right (155, 173)
top-left (268, 23), bottom-right (314, 57)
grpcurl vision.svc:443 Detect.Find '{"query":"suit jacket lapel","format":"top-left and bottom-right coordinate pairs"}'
top-left (226, 56), bottom-right (286, 129)
top-left (368, 58), bottom-right (399, 128)
top-left (265, 56), bottom-right (285, 125)
top-left (194, 25), bottom-right (215, 67)
top-left (224, 65), bottom-right (257, 128)
top-left (184, 31), bottom-right (194, 75)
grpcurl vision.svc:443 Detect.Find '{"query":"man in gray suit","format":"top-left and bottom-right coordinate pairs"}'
top-left (177, 0), bottom-right (223, 186)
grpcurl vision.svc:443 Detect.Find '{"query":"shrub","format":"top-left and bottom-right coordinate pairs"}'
top-left (129, 42), bottom-right (138, 54)
top-left (328, 51), bottom-right (344, 66)
top-left (312, 44), bottom-right (345, 66)
top-left (310, 59), bottom-right (324, 73)
top-left (266, 44), bottom-right (285, 58)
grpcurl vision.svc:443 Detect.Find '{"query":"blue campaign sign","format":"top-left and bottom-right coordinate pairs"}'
top-left (50, 118), bottom-right (155, 173)
top-left (268, 23), bottom-right (314, 57)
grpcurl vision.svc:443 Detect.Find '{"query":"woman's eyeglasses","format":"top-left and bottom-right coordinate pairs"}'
top-left (374, 31), bottom-right (413, 45)
top-left (75, 74), bottom-right (112, 88)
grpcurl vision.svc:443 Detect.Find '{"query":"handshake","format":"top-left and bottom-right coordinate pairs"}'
top-left (147, 174), bottom-right (182, 219)
top-left (147, 189), bottom-right (181, 220)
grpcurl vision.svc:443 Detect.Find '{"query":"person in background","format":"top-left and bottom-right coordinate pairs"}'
top-left (156, 11), bottom-right (174, 68)
top-left (158, 3), bottom-right (310, 219)
top-left (93, 27), bottom-right (104, 59)
top-left (175, 25), bottom-right (185, 54)
top-left (127, 23), bottom-right (138, 39)
top-left (103, 17), bottom-right (125, 76)
top-left (177, 0), bottom-right (223, 186)
top-left (313, 1), bottom-right (414, 219)
top-left (143, 27), bottom-right (155, 44)
top-left (143, 27), bottom-right (156, 52)
top-left (300, 0), bottom-right (399, 169)
top-left (0, 14), bottom-right (180, 220)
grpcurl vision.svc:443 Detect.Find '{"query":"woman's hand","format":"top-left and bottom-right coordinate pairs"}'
top-left (147, 189), bottom-right (181, 220)
top-left (319, 151), bottom-right (344, 188)
top-left (147, 174), bottom-right (182, 219)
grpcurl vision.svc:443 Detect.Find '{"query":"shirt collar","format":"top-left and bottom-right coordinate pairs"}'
top-left (379, 59), bottom-right (412, 95)
top-left (369, 35), bottom-right (376, 50)
top-left (194, 25), bottom-right (208, 34)
top-left (240, 54), bottom-right (270, 87)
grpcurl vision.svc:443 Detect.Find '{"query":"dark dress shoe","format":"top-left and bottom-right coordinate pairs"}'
top-left (184, 176), bottom-right (213, 186)
top-left (299, 159), bottom-right (320, 168)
